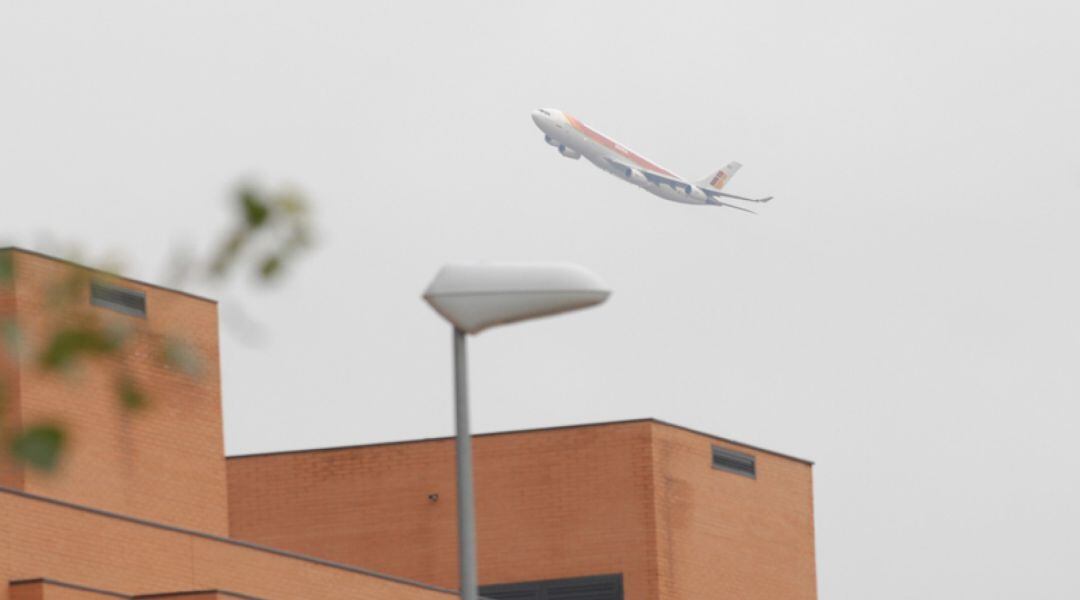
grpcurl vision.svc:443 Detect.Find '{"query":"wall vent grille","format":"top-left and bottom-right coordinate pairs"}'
top-left (90, 281), bottom-right (147, 318)
top-left (712, 445), bottom-right (756, 479)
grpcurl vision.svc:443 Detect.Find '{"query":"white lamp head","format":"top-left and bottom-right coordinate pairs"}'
top-left (423, 262), bottom-right (611, 334)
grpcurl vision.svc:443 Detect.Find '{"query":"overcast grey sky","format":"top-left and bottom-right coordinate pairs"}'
top-left (3, 1), bottom-right (1080, 597)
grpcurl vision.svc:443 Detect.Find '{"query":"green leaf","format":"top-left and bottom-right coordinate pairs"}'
top-left (45, 269), bottom-right (92, 308)
top-left (259, 255), bottom-right (283, 279)
top-left (1, 319), bottom-right (20, 358)
top-left (117, 376), bottom-right (147, 410)
top-left (11, 424), bottom-right (66, 471)
top-left (161, 338), bottom-right (202, 377)
top-left (0, 250), bottom-right (13, 284)
top-left (239, 188), bottom-right (270, 228)
top-left (209, 230), bottom-right (247, 278)
top-left (276, 193), bottom-right (308, 215)
top-left (39, 326), bottom-right (124, 370)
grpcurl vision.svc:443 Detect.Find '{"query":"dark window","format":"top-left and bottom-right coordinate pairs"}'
top-left (712, 445), bottom-right (756, 479)
top-left (90, 281), bottom-right (147, 318)
top-left (481, 574), bottom-right (623, 600)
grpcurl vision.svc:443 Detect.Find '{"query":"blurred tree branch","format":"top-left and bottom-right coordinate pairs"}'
top-left (0, 183), bottom-right (314, 471)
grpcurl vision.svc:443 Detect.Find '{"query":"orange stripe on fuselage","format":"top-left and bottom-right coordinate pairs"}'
top-left (564, 113), bottom-right (677, 178)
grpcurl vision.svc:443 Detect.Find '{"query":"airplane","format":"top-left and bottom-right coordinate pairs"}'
top-left (531, 108), bottom-right (772, 213)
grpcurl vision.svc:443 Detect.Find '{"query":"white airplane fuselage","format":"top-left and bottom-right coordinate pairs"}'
top-left (531, 108), bottom-right (711, 205)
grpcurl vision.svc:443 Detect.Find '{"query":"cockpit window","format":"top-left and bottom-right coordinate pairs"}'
top-left (538, 109), bottom-right (551, 116)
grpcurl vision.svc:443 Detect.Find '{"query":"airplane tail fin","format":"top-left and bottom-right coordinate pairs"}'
top-left (697, 161), bottom-right (742, 191)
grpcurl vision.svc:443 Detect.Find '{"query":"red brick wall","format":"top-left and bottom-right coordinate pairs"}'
top-left (4, 251), bottom-right (229, 535)
top-left (651, 425), bottom-right (818, 599)
top-left (0, 489), bottom-right (453, 600)
top-left (228, 421), bottom-right (818, 599)
top-left (227, 421), bottom-right (661, 598)
top-left (0, 259), bottom-right (24, 489)
top-left (10, 580), bottom-right (126, 600)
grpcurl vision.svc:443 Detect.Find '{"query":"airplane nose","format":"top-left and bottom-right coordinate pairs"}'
top-left (531, 110), bottom-right (545, 126)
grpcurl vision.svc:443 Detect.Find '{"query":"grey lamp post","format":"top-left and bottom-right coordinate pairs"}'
top-left (423, 262), bottom-right (611, 600)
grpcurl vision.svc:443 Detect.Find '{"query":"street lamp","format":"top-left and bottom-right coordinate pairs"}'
top-left (423, 262), bottom-right (611, 600)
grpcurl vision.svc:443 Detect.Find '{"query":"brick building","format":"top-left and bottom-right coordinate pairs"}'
top-left (0, 249), bottom-right (817, 599)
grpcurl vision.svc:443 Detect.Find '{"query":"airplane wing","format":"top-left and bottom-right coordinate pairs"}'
top-left (607, 157), bottom-right (772, 204)
top-left (708, 200), bottom-right (757, 214)
top-left (604, 158), bottom-right (691, 192)
top-left (605, 157), bottom-right (763, 213)
top-left (707, 190), bottom-right (774, 203)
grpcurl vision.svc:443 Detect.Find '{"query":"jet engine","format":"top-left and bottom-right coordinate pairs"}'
top-left (558, 145), bottom-right (581, 159)
top-left (545, 135), bottom-right (560, 147)
top-left (688, 186), bottom-right (708, 202)
top-left (622, 167), bottom-right (647, 184)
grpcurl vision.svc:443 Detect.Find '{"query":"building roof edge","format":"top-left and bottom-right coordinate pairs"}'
top-left (0, 486), bottom-right (458, 596)
top-left (227, 417), bottom-right (814, 466)
top-left (1, 247), bottom-right (217, 304)
top-left (10, 578), bottom-right (131, 598)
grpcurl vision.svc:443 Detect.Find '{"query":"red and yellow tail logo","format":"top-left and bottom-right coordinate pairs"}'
top-left (705, 162), bottom-right (741, 190)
